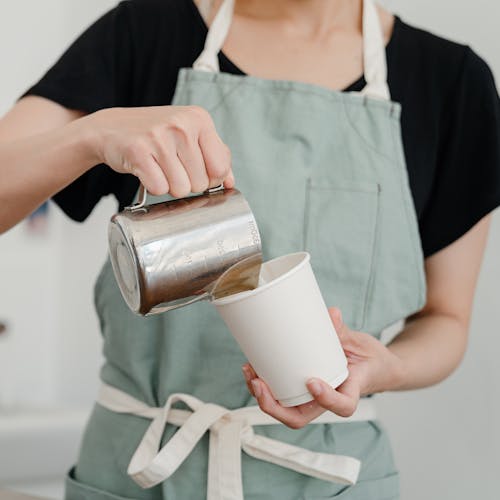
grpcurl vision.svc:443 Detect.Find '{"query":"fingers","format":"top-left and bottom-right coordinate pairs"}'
top-left (328, 306), bottom-right (359, 354)
top-left (251, 378), bottom-right (325, 429)
top-left (328, 306), bottom-right (342, 325)
top-left (306, 376), bottom-right (360, 418)
top-left (328, 306), bottom-right (346, 338)
top-left (198, 120), bottom-right (233, 189)
top-left (123, 144), bottom-right (169, 196)
top-left (154, 106), bottom-right (234, 194)
top-left (245, 363), bottom-right (258, 379)
top-left (242, 363), bottom-right (326, 429)
top-left (242, 367), bottom-right (359, 424)
top-left (251, 378), bottom-right (297, 425)
top-left (240, 308), bottom-right (361, 428)
top-left (175, 133), bottom-right (210, 193)
top-left (223, 170), bottom-right (235, 189)
top-left (241, 364), bottom-right (256, 397)
top-left (152, 137), bottom-right (192, 198)
top-left (99, 105), bottom-right (235, 196)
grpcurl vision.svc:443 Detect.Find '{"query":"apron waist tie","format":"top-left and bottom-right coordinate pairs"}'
top-left (97, 383), bottom-right (376, 500)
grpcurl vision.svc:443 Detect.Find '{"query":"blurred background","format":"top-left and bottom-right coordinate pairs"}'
top-left (0, 1), bottom-right (498, 499)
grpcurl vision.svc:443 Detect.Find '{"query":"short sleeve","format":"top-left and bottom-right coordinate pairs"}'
top-left (24, 1), bottom-right (133, 112)
top-left (418, 48), bottom-right (500, 257)
top-left (23, 1), bottom-right (137, 222)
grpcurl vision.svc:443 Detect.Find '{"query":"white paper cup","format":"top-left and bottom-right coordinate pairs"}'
top-left (212, 252), bottom-right (348, 407)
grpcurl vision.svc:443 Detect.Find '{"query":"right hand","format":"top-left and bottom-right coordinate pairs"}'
top-left (85, 105), bottom-right (234, 197)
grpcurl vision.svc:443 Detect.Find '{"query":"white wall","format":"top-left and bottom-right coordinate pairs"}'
top-left (0, 1), bottom-right (499, 500)
top-left (0, 0), bottom-right (117, 409)
top-left (378, 2), bottom-right (500, 500)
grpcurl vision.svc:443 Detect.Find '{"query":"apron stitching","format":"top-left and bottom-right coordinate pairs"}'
top-left (205, 78), bottom-right (249, 115)
top-left (360, 183), bottom-right (382, 331)
top-left (389, 117), bottom-right (426, 308)
top-left (340, 96), bottom-right (398, 164)
top-left (171, 71), bottom-right (188, 108)
top-left (303, 178), bottom-right (312, 250)
top-left (180, 68), bottom-right (394, 110)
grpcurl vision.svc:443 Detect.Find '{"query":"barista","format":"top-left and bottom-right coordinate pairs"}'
top-left (1, 0), bottom-right (500, 499)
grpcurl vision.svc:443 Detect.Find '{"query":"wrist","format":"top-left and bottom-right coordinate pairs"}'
top-left (67, 111), bottom-right (105, 169)
top-left (383, 349), bottom-right (408, 392)
top-left (360, 350), bottom-right (407, 396)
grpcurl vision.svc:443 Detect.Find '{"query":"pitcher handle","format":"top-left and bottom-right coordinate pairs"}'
top-left (125, 183), bottom-right (225, 212)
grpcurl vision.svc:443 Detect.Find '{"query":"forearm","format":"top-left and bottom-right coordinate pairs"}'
top-left (386, 312), bottom-right (469, 391)
top-left (0, 116), bottom-right (97, 234)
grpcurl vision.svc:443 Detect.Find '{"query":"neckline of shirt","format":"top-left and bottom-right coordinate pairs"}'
top-left (187, 0), bottom-right (401, 93)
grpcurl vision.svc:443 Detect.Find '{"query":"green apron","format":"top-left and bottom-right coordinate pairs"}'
top-left (65, 0), bottom-right (426, 498)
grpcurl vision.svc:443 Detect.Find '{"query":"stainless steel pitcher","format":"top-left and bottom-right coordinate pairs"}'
top-left (108, 184), bottom-right (263, 316)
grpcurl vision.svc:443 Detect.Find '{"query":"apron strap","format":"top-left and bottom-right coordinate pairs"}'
top-left (197, 0), bottom-right (213, 24)
top-left (241, 428), bottom-right (360, 485)
top-left (193, 0), bottom-right (235, 72)
top-left (97, 383), bottom-right (375, 499)
top-left (361, 0), bottom-right (391, 100)
top-left (193, 0), bottom-right (391, 101)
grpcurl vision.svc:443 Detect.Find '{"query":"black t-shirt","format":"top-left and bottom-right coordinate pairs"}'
top-left (24, 0), bottom-right (500, 257)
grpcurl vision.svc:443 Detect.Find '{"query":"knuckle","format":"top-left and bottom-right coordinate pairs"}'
top-left (191, 178), bottom-right (209, 193)
top-left (259, 399), bottom-right (272, 413)
top-left (208, 154), bottom-right (230, 179)
top-left (218, 141), bottom-right (230, 156)
top-left (169, 172), bottom-right (192, 197)
top-left (221, 143), bottom-right (232, 166)
top-left (187, 105), bottom-right (211, 123)
top-left (286, 418), bottom-right (306, 430)
top-left (148, 126), bottom-right (166, 146)
top-left (169, 183), bottom-right (191, 198)
top-left (124, 140), bottom-right (147, 163)
top-left (208, 165), bottom-right (226, 181)
top-left (336, 402), bottom-right (356, 418)
top-left (147, 182), bottom-right (166, 197)
top-left (167, 121), bottom-right (191, 143)
top-left (258, 396), bottom-right (276, 414)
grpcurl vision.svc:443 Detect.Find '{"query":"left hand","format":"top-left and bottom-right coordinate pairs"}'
top-left (241, 306), bottom-right (405, 429)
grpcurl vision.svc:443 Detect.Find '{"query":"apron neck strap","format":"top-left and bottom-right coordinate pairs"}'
top-left (194, 0), bottom-right (235, 71)
top-left (193, 0), bottom-right (390, 101)
top-left (197, 0), bottom-right (214, 25)
top-left (360, 0), bottom-right (390, 100)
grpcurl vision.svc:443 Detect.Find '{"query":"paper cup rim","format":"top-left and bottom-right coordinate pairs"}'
top-left (212, 251), bottom-right (310, 306)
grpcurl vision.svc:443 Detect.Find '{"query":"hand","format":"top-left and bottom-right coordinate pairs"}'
top-left (83, 105), bottom-right (234, 197)
top-left (241, 307), bottom-right (405, 429)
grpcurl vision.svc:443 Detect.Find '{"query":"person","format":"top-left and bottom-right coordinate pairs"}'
top-left (1, 0), bottom-right (500, 498)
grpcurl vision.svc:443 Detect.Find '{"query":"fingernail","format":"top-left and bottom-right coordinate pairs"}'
top-left (251, 379), bottom-right (262, 398)
top-left (308, 379), bottom-right (323, 396)
top-left (241, 365), bottom-right (251, 382)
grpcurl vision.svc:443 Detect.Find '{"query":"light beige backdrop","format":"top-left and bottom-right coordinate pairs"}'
top-left (0, 1), bottom-right (498, 499)
top-left (378, 2), bottom-right (500, 499)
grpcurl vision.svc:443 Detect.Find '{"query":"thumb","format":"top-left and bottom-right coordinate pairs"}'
top-left (223, 169), bottom-right (235, 189)
top-left (328, 306), bottom-right (346, 337)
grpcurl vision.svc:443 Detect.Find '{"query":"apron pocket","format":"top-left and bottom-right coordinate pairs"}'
top-left (304, 180), bottom-right (380, 331)
top-left (65, 467), bottom-right (137, 500)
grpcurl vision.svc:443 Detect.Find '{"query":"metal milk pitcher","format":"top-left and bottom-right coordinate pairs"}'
top-left (108, 184), bottom-right (263, 316)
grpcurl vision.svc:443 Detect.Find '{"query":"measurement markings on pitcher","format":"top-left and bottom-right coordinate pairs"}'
top-left (216, 239), bottom-right (225, 257)
top-left (248, 220), bottom-right (261, 246)
top-left (183, 251), bottom-right (193, 265)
